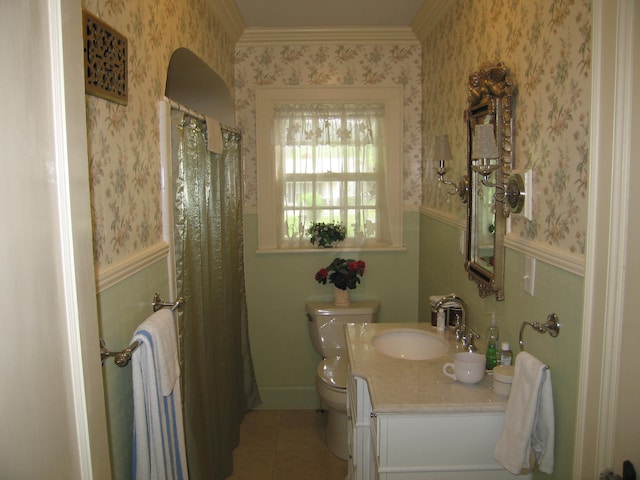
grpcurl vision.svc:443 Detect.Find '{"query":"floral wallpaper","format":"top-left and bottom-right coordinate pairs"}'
top-left (421, 0), bottom-right (592, 255)
top-left (84, 0), bottom-right (591, 267)
top-left (83, 0), bottom-right (236, 267)
top-left (235, 42), bottom-right (423, 209)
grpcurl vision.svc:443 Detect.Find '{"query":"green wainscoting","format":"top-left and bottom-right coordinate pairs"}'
top-left (419, 214), bottom-right (584, 480)
top-left (98, 259), bottom-right (169, 480)
top-left (243, 212), bottom-right (421, 409)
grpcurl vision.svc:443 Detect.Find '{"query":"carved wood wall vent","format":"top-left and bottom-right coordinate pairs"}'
top-left (82, 10), bottom-right (128, 105)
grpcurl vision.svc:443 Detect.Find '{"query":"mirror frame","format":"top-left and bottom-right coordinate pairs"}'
top-left (464, 63), bottom-right (515, 301)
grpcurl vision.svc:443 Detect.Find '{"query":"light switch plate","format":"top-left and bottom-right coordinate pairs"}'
top-left (523, 255), bottom-right (536, 296)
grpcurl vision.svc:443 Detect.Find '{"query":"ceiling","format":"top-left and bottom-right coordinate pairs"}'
top-left (234, 0), bottom-right (425, 28)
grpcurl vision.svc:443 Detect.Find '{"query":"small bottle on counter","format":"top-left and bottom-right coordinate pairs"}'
top-left (499, 342), bottom-right (513, 366)
top-left (485, 313), bottom-right (499, 370)
top-left (436, 309), bottom-right (446, 331)
top-left (448, 306), bottom-right (462, 328)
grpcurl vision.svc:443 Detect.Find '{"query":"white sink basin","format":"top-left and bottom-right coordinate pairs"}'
top-left (372, 329), bottom-right (448, 360)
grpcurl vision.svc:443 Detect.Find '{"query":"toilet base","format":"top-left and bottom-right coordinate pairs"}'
top-left (326, 408), bottom-right (348, 460)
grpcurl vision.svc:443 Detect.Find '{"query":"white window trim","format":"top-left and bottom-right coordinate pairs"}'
top-left (256, 85), bottom-right (404, 251)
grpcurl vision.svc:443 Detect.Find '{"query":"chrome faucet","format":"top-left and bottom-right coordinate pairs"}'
top-left (465, 328), bottom-right (480, 352)
top-left (431, 294), bottom-right (468, 345)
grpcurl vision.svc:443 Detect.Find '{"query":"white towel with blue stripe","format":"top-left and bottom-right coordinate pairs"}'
top-left (132, 309), bottom-right (189, 480)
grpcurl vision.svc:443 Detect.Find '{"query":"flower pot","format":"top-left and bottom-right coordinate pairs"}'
top-left (333, 286), bottom-right (351, 306)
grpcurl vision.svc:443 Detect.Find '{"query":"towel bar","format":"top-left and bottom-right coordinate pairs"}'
top-left (519, 313), bottom-right (560, 352)
top-left (100, 294), bottom-right (183, 368)
top-left (100, 338), bottom-right (140, 367)
top-left (152, 292), bottom-right (184, 312)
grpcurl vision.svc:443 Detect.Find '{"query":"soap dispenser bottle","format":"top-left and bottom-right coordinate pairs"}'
top-left (500, 342), bottom-right (513, 366)
top-left (485, 313), bottom-right (499, 370)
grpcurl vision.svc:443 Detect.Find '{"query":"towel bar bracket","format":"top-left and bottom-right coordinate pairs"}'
top-left (152, 292), bottom-right (184, 312)
top-left (100, 338), bottom-right (141, 367)
top-left (519, 313), bottom-right (560, 352)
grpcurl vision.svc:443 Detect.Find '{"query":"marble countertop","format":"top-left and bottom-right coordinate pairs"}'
top-left (345, 322), bottom-right (508, 414)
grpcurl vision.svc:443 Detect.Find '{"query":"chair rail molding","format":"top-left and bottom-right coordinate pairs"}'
top-left (96, 241), bottom-right (169, 293)
top-left (420, 206), bottom-right (585, 276)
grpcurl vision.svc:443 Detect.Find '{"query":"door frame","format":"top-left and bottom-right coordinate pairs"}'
top-left (53, 0), bottom-right (112, 476)
top-left (574, 0), bottom-right (638, 477)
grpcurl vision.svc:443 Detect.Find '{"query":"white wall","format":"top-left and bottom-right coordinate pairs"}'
top-left (0, 0), bottom-right (111, 478)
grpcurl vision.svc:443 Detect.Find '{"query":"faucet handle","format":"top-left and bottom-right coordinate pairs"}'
top-left (465, 328), bottom-right (480, 352)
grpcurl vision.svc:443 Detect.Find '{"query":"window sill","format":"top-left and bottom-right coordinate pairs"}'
top-left (254, 245), bottom-right (408, 254)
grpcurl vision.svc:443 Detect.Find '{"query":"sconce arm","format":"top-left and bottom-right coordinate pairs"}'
top-left (476, 172), bottom-right (526, 217)
top-left (436, 166), bottom-right (469, 202)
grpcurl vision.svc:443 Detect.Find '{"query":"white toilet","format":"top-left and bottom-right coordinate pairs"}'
top-left (306, 300), bottom-right (380, 460)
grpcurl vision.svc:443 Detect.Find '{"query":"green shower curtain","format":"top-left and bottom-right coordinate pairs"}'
top-left (170, 111), bottom-right (261, 480)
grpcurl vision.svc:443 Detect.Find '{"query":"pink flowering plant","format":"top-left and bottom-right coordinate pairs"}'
top-left (314, 257), bottom-right (366, 290)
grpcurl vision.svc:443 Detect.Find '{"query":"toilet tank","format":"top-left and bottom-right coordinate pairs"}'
top-left (306, 300), bottom-right (380, 358)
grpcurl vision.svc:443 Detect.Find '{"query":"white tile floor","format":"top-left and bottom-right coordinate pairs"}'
top-left (226, 409), bottom-right (347, 480)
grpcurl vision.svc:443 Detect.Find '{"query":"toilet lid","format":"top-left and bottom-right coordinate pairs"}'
top-left (316, 355), bottom-right (347, 390)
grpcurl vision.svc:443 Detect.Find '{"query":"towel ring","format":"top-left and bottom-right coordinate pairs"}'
top-left (519, 313), bottom-right (560, 352)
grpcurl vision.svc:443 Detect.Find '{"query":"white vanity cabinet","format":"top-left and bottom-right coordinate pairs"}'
top-left (371, 411), bottom-right (529, 479)
top-left (344, 323), bottom-right (535, 480)
top-left (347, 371), bottom-right (376, 480)
top-left (348, 373), bottom-right (530, 480)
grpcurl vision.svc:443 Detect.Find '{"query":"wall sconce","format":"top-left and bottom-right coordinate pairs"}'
top-left (434, 135), bottom-right (468, 202)
top-left (470, 124), bottom-right (500, 180)
top-left (470, 124), bottom-right (527, 216)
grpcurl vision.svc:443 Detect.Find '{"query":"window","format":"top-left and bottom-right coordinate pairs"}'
top-left (275, 103), bottom-right (385, 246)
top-left (256, 87), bottom-right (403, 250)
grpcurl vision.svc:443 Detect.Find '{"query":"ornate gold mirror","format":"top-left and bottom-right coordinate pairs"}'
top-left (465, 63), bottom-right (516, 301)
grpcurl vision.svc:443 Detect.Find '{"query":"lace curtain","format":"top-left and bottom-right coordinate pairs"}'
top-left (272, 103), bottom-right (390, 248)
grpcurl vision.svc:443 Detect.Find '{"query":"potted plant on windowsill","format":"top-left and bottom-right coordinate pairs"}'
top-left (307, 221), bottom-right (346, 248)
top-left (314, 257), bottom-right (366, 306)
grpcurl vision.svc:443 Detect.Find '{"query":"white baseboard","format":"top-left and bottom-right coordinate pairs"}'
top-left (255, 386), bottom-right (320, 410)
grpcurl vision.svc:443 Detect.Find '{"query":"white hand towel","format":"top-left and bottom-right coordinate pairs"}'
top-left (132, 309), bottom-right (189, 480)
top-left (205, 116), bottom-right (223, 154)
top-left (494, 351), bottom-right (555, 474)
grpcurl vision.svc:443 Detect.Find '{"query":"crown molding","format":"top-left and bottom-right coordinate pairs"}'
top-left (411, 0), bottom-right (453, 41)
top-left (237, 26), bottom-right (419, 46)
top-left (211, 0), bottom-right (245, 43)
